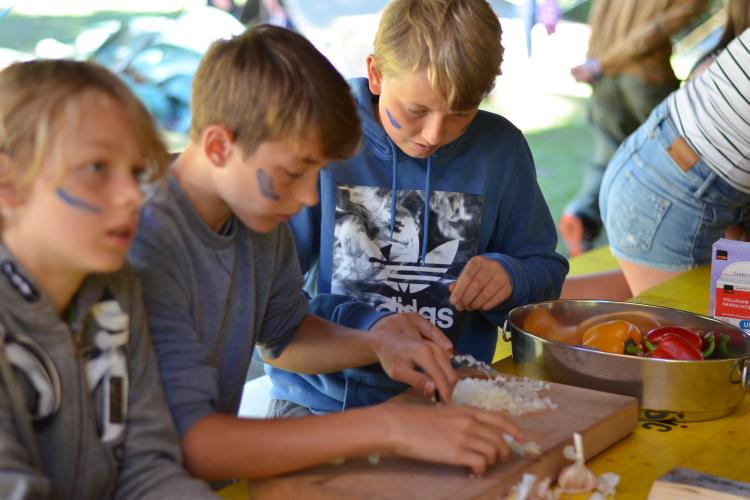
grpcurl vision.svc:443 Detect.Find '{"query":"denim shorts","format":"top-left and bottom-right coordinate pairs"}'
top-left (266, 398), bottom-right (316, 418)
top-left (600, 101), bottom-right (750, 271)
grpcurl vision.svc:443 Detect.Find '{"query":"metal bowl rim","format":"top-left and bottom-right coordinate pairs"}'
top-left (507, 299), bottom-right (750, 363)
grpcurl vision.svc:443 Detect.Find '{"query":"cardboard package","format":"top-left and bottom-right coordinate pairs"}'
top-left (709, 238), bottom-right (750, 334)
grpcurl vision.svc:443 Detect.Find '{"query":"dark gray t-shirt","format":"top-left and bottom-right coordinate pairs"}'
top-left (129, 175), bottom-right (307, 435)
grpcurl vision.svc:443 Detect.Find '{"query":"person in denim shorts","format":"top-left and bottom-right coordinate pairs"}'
top-left (599, 28), bottom-right (750, 296)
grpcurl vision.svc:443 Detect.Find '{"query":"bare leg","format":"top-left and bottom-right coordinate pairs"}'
top-left (560, 269), bottom-right (632, 301)
top-left (615, 223), bottom-right (741, 296)
top-left (725, 224), bottom-right (750, 241)
top-left (618, 259), bottom-right (684, 296)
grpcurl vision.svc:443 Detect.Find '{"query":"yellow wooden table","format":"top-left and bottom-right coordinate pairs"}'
top-left (221, 266), bottom-right (749, 499)
top-left (591, 265), bottom-right (748, 498)
top-left (493, 265), bottom-right (749, 498)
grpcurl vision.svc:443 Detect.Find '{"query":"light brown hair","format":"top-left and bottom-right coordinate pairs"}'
top-left (716, 0), bottom-right (750, 53)
top-left (0, 59), bottom-right (168, 189)
top-left (373, 0), bottom-right (504, 110)
top-left (190, 25), bottom-right (361, 160)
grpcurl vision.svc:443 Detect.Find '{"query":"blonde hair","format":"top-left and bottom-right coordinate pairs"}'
top-left (0, 59), bottom-right (169, 190)
top-left (373, 0), bottom-right (503, 110)
top-left (190, 25), bottom-right (361, 160)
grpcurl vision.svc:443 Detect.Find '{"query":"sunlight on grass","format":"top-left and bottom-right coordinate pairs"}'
top-left (476, 18), bottom-right (594, 252)
top-left (486, 17), bottom-right (591, 132)
top-left (488, 91), bottom-right (583, 132)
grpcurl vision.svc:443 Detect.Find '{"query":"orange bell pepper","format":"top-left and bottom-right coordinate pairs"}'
top-left (581, 320), bottom-right (642, 355)
top-left (522, 308), bottom-right (578, 345)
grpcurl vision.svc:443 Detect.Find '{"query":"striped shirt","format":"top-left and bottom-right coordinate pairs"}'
top-left (668, 27), bottom-right (750, 194)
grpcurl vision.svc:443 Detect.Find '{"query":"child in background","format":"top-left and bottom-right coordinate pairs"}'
top-left (0, 60), bottom-right (214, 499)
top-left (266, 0), bottom-right (568, 416)
top-left (128, 25), bottom-right (521, 481)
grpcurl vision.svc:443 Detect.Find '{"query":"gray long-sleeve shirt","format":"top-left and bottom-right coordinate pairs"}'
top-left (128, 175), bottom-right (307, 436)
top-left (0, 244), bottom-right (215, 500)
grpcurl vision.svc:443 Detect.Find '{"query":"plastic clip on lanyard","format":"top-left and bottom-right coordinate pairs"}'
top-left (86, 300), bottom-right (129, 444)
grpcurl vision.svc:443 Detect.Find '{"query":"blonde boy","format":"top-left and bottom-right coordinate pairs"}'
top-left (0, 60), bottom-right (215, 499)
top-left (267, 0), bottom-right (568, 415)
top-left (129, 25), bottom-right (520, 481)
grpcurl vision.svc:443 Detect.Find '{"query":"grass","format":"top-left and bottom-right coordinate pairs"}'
top-left (483, 91), bottom-right (602, 256)
top-left (524, 97), bottom-right (589, 231)
top-left (527, 109), bottom-right (611, 256)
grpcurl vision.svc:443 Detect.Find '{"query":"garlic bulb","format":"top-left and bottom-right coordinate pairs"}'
top-left (557, 433), bottom-right (597, 493)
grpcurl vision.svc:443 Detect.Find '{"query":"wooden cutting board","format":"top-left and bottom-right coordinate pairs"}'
top-left (248, 380), bottom-right (638, 499)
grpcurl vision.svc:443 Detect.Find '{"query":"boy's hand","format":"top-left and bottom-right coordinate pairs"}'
top-left (382, 403), bottom-right (522, 475)
top-left (370, 312), bottom-right (453, 350)
top-left (449, 256), bottom-right (511, 311)
top-left (368, 316), bottom-right (457, 402)
top-left (571, 58), bottom-right (601, 84)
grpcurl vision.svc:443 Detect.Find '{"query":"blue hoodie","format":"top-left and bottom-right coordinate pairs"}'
top-left (265, 78), bottom-right (568, 413)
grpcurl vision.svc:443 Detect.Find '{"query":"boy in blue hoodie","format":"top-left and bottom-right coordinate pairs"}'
top-left (267, 0), bottom-right (568, 416)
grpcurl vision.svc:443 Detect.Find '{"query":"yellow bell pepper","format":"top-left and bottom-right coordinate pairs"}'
top-left (580, 320), bottom-right (641, 354)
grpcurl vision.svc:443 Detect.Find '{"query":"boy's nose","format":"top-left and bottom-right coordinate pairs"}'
top-left (114, 172), bottom-right (145, 208)
top-left (294, 169), bottom-right (320, 208)
top-left (421, 115), bottom-right (445, 146)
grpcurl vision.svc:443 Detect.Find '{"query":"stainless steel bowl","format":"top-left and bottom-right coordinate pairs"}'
top-left (504, 300), bottom-right (750, 421)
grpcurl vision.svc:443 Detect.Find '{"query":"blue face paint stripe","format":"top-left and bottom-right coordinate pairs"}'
top-left (385, 107), bottom-right (402, 129)
top-left (56, 188), bottom-right (101, 214)
top-left (256, 169), bottom-right (281, 201)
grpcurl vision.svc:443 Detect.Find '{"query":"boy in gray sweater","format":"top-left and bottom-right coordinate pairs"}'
top-left (0, 61), bottom-right (214, 499)
top-left (129, 25), bottom-right (521, 481)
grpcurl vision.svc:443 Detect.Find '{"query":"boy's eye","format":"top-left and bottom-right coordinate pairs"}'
top-left (132, 165), bottom-right (149, 183)
top-left (408, 108), bottom-right (427, 116)
top-left (84, 161), bottom-right (107, 173)
top-left (280, 169), bottom-right (302, 180)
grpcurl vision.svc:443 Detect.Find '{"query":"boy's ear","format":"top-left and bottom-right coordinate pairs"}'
top-left (366, 55), bottom-right (383, 96)
top-left (202, 125), bottom-right (234, 167)
top-left (0, 152), bottom-right (22, 209)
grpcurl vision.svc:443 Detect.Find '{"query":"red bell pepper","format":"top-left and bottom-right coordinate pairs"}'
top-left (700, 331), bottom-right (744, 359)
top-left (645, 326), bottom-right (702, 351)
top-left (645, 332), bottom-right (703, 360)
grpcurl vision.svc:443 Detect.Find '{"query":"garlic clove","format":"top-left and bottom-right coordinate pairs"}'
top-left (533, 476), bottom-right (553, 499)
top-left (557, 462), bottom-right (598, 493)
top-left (596, 472), bottom-right (620, 496)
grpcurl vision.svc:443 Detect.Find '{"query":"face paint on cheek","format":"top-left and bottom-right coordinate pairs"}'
top-left (256, 169), bottom-right (280, 201)
top-left (385, 107), bottom-right (402, 129)
top-left (56, 188), bottom-right (101, 214)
